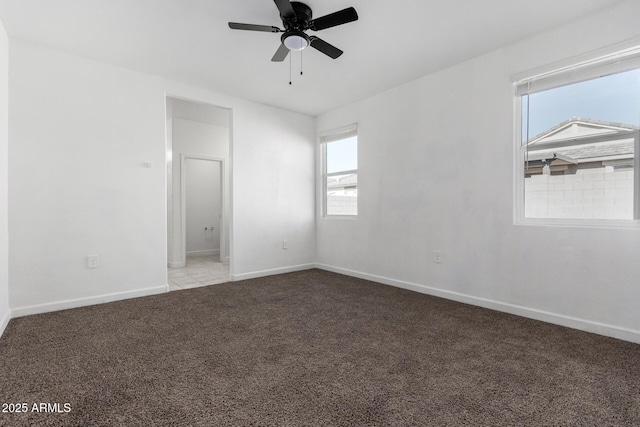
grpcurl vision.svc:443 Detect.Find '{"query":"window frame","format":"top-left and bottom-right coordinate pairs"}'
top-left (320, 124), bottom-right (358, 218)
top-left (513, 42), bottom-right (640, 229)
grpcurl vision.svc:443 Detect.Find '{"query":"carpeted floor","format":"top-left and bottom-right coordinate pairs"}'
top-left (0, 269), bottom-right (639, 426)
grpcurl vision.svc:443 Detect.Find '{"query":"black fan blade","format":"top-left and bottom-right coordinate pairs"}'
top-left (309, 7), bottom-right (358, 31)
top-left (273, 0), bottom-right (296, 20)
top-left (271, 43), bottom-right (290, 62)
top-left (229, 22), bottom-right (281, 32)
top-left (309, 36), bottom-right (343, 59)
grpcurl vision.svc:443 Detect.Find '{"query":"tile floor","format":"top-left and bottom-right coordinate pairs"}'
top-left (168, 254), bottom-right (230, 292)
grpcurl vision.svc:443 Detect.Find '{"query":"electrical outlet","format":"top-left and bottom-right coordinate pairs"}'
top-left (282, 240), bottom-right (289, 250)
top-left (433, 250), bottom-right (442, 264)
top-left (87, 255), bottom-right (99, 269)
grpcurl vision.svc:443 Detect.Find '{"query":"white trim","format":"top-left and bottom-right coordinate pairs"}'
top-left (513, 37), bottom-right (640, 94)
top-left (318, 123), bottom-right (358, 142)
top-left (315, 263), bottom-right (640, 345)
top-left (166, 116), bottom-right (174, 270)
top-left (0, 310), bottom-right (10, 338)
top-left (168, 260), bottom-right (185, 269)
top-left (515, 217), bottom-right (640, 229)
top-left (11, 285), bottom-right (167, 318)
top-left (320, 215), bottom-right (358, 221)
top-left (230, 263), bottom-right (315, 281)
top-left (635, 130), bottom-right (640, 220)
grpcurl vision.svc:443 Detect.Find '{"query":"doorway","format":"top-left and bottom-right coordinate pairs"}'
top-left (185, 157), bottom-right (222, 259)
top-left (166, 97), bottom-right (231, 291)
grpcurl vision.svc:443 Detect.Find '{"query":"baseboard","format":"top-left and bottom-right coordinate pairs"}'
top-left (0, 309), bottom-right (10, 338)
top-left (11, 285), bottom-right (167, 319)
top-left (168, 260), bottom-right (185, 269)
top-left (186, 249), bottom-right (220, 256)
top-left (231, 263), bottom-right (315, 281)
top-left (315, 263), bottom-right (640, 345)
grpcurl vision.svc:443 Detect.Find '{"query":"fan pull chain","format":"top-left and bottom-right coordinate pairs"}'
top-left (287, 51), bottom-right (304, 85)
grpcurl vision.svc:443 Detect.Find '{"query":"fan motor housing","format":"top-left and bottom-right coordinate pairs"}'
top-left (283, 2), bottom-right (312, 31)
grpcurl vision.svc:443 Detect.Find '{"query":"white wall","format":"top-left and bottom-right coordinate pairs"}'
top-left (8, 41), bottom-right (168, 313)
top-left (8, 40), bottom-right (316, 316)
top-left (168, 115), bottom-right (230, 266)
top-left (0, 17), bottom-right (10, 335)
top-left (232, 99), bottom-right (316, 279)
top-left (316, 0), bottom-right (640, 343)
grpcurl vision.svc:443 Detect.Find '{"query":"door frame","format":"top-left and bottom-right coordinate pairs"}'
top-left (180, 154), bottom-right (226, 267)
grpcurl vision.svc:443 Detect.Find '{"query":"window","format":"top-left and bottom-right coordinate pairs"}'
top-left (515, 45), bottom-right (640, 224)
top-left (321, 125), bottom-right (358, 216)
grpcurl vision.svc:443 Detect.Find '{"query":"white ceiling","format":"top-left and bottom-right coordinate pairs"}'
top-left (0, 0), bottom-right (624, 116)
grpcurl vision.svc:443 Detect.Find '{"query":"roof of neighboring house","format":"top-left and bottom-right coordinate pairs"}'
top-left (560, 141), bottom-right (634, 161)
top-left (328, 174), bottom-right (357, 190)
top-left (526, 118), bottom-right (637, 163)
top-left (527, 117), bottom-right (639, 146)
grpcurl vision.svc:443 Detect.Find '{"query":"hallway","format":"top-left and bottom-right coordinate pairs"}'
top-left (168, 254), bottom-right (229, 291)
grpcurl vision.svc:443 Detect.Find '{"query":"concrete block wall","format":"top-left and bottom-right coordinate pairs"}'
top-left (326, 195), bottom-right (357, 216)
top-left (525, 167), bottom-right (634, 219)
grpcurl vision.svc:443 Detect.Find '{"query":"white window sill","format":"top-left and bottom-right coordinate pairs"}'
top-left (515, 217), bottom-right (640, 230)
top-left (322, 215), bottom-right (358, 220)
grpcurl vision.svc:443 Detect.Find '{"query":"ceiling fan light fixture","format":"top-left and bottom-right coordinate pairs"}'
top-left (283, 31), bottom-right (309, 51)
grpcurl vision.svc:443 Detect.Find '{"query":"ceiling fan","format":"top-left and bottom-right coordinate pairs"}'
top-left (228, 0), bottom-right (358, 62)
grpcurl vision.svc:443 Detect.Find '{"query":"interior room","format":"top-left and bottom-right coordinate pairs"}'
top-left (165, 97), bottom-right (231, 290)
top-left (1, 0), bottom-right (639, 425)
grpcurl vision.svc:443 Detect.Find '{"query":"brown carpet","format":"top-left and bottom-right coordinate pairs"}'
top-left (0, 269), bottom-right (639, 426)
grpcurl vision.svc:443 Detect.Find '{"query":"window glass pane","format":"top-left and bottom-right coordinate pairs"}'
top-left (326, 136), bottom-right (357, 174)
top-left (326, 173), bottom-right (357, 216)
top-left (523, 69), bottom-right (640, 141)
top-left (522, 68), bottom-right (639, 220)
